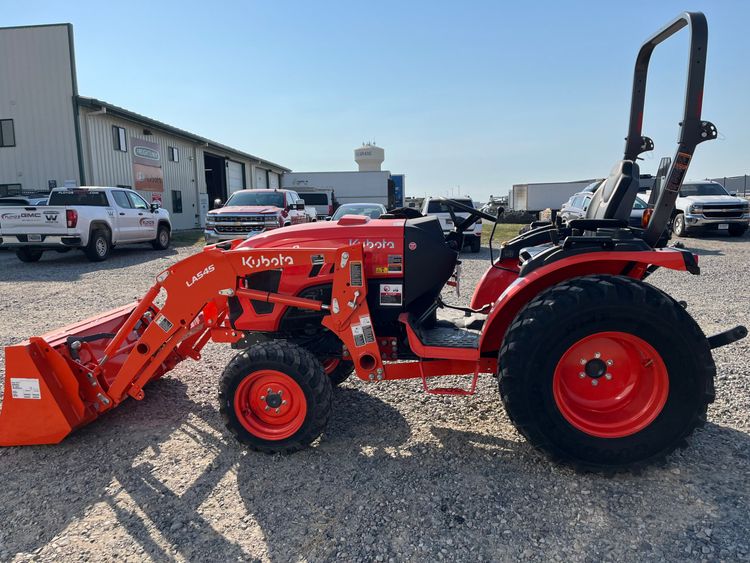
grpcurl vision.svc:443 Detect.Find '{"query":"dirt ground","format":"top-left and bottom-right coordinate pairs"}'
top-left (0, 232), bottom-right (748, 562)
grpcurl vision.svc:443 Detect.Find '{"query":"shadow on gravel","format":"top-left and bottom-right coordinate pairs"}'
top-left (0, 246), bottom-right (179, 282)
top-left (1, 377), bottom-right (748, 562)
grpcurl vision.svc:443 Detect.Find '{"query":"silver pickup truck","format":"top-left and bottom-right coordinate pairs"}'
top-left (0, 187), bottom-right (172, 262)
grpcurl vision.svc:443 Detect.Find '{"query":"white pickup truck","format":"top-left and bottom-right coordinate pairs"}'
top-left (669, 181), bottom-right (750, 237)
top-left (0, 187), bottom-right (172, 262)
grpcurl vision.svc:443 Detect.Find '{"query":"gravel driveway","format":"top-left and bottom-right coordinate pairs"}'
top-left (0, 235), bottom-right (748, 562)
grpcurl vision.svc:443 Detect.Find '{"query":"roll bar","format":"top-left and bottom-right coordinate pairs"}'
top-left (627, 12), bottom-right (718, 246)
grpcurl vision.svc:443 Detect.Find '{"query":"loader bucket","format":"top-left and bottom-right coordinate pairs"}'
top-left (0, 302), bottom-right (171, 446)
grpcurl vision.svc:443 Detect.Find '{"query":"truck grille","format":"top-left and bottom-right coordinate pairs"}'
top-left (215, 225), bottom-right (267, 234)
top-left (212, 215), bottom-right (267, 223)
top-left (703, 206), bottom-right (745, 219)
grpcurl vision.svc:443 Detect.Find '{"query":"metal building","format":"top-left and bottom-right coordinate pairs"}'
top-left (0, 24), bottom-right (288, 230)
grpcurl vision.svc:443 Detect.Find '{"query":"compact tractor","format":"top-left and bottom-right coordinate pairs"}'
top-left (0, 12), bottom-right (745, 470)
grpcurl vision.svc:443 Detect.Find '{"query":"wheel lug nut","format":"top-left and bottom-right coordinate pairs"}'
top-left (275, 408), bottom-right (280, 413)
top-left (260, 395), bottom-right (266, 401)
top-left (606, 359), bottom-right (614, 366)
top-left (267, 388), bottom-right (272, 394)
top-left (591, 379), bottom-right (599, 386)
top-left (605, 373), bottom-right (612, 380)
top-left (264, 405), bottom-right (270, 411)
top-left (278, 390), bottom-right (283, 397)
top-left (282, 400), bottom-right (287, 405)
top-left (580, 358), bottom-right (587, 365)
top-left (579, 372), bottom-right (586, 379)
top-left (594, 352), bottom-right (601, 359)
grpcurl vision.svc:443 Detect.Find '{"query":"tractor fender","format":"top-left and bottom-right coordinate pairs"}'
top-left (478, 248), bottom-right (698, 355)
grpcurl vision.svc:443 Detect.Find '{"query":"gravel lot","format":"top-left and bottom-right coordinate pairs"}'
top-left (0, 233), bottom-right (748, 562)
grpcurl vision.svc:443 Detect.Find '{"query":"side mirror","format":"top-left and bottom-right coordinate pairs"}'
top-left (213, 198), bottom-right (223, 209)
top-left (150, 202), bottom-right (161, 212)
top-left (326, 216), bottom-right (332, 221)
top-left (295, 202), bottom-right (305, 211)
top-left (730, 191), bottom-right (737, 197)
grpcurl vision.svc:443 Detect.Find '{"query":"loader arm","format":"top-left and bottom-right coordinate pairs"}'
top-left (0, 243), bottom-right (380, 446)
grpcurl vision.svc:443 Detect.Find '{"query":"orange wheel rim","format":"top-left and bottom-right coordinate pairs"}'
top-left (233, 370), bottom-right (307, 440)
top-left (553, 332), bottom-right (669, 438)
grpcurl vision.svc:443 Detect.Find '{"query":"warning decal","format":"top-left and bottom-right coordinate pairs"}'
top-left (10, 378), bottom-right (41, 400)
top-left (359, 315), bottom-right (375, 344)
top-left (351, 324), bottom-right (366, 347)
top-left (380, 284), bottom-right (403, 306)
top-left (387, 254), bottom-right (403, 273)
top-left (350, 262), bottom-right (363, 287)
top-left (155, 315), bottom-right (174, 332)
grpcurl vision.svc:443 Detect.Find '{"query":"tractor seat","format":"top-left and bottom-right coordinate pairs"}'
top-left (518, 243), bottom-right (554, 263)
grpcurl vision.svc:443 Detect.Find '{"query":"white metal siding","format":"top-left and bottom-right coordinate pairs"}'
top-left (254, 167), bottom-right (268, 189)
top-left (227, 160), bottom-right (244, 194)
top-left (0, 25), bottom-right (80, 191)
top-left (268, 171), bottom-right (280, 189)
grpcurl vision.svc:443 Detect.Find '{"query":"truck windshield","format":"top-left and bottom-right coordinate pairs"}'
top-left (225, 191), bottom-right (285, 208)
top-left (679, 183), bottom-right (729, 197)
top-left (48, 190), bottom-right (109, 206)
top-left (298, 193), bottom-right (328, 205)
top-left (427, 199), bottom-right (474, 213)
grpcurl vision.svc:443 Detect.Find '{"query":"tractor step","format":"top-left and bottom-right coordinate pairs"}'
top-left (420, 324), bottom-right (479, 349)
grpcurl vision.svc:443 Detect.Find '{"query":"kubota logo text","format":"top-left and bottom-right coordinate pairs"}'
top-left (349, 239), bottom-right (396, 249)
top-left (241, 254), bottom-right (295, 268)
top-left (186, 265), bottom-right (215, 288)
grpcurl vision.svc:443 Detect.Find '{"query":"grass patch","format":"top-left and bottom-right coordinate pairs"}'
top-left (482, 223), bottom-right (524, 245)
top-left (171, 229), bottom-right (204, 248)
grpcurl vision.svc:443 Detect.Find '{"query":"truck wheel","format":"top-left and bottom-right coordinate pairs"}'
top-left (321, 358), bottom-right (354, 386)
top-left (672, 213), bottom-right (689, 237)
top-left (151, 224), bottom-right (171, 250)
top-left (470, 236), bottom-right (481, 253)
top-left (85, 229), bottom-right (111, 262)
top-left (16, 248), bottom-right (43, 262)
top-left (219, 341), bottom-right (332, 453)
top-left (728, 224), bottom-right (747, 237)
top-left (499, 275), bottom-right (715, 471)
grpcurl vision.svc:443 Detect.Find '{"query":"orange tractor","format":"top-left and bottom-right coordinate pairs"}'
top-left (0, 12), bottom-right (745, 470)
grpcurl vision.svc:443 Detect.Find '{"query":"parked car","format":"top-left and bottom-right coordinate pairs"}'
top-left (670, 181), bottom-right (749, 237)
top-left (0, 194), bottom-right (50, 206)
top-left (561, 191), bottom-right (652, 227)
top-left (293, 189), bottom-right (337, 220)
top-left (204, 188), bottom-right (311, 244)
top-left (0, 186), bottom-right (172, 262)
top-left (330, 203), bottom-right (387, 221)
top-left (421, 196), bottom-right (482, 253)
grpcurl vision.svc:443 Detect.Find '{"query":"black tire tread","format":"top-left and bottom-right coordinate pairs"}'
top-left (219, 341), bottom-right (332, 453)
top-left (499, 274), bottom-right (715, 472)
top-left (85, 228), bottom-right (110, 262)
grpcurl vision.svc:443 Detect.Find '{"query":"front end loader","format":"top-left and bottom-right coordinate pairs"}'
top-left (0, 12), bottom-right (745, 471)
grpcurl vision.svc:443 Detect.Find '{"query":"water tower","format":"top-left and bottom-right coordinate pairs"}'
top-left (354, 142), bottom-right (385, 172)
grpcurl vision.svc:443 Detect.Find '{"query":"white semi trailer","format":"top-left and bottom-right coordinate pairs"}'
top-left (509, 179), bottom-right (600, 214)
top-left (281, 171), bottom-right (403, 208)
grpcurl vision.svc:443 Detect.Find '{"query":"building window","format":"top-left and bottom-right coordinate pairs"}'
top-left (168, 146), bottom-right (179, 162)
top-left (0, 183), bottom-right (22, 196)
top-left (171, 190), bottom-right (183, 213)
top-left (0, 119), bottom-right (15, 147)
top-left (112, 126), bottom-right (127, 152)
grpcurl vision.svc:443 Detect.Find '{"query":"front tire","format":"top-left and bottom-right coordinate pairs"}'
top-left (499, 275), bottom-right (715, 471)
top-left (672, 213), bottom-right (689, 237)
top-left (728, 224), bottom-right (747, 237)
top-left (151, 224), bottom-right (171, 249)
top-left (219, 341), bottom-right (332, 453)
top-left (16, 248), bottom-right (43, 262)
top-left (85, 229), bottom-right (111, 262)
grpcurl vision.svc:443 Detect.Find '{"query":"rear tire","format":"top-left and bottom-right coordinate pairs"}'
top-left (16, 248), bottom-right (43, 262)
top-left (151, 224), bottom-right (171, 249)
top-left (728, 224), bottom-right (747, 237)
top-left (219, 341), bottom-right (332, 453)
top-left (672, 213), bottom-right (689, 237)
top-left (85, 229), bottom-right (111, 262)
top-left (499, 275), bottom-right (715, 471)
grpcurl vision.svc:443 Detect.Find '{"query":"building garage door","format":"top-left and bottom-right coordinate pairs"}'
top-left (268, 171), bottom-right (280, 189)
top-left (255, 168), bottom-right (268, 189)
top-left (227, 161), bottom-right (245, 195)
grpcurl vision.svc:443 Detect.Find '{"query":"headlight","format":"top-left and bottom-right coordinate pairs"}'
top-left (689, 204), bottom-right (703, 213)
top-left (742, 201), bottom-right (750, 210)
top-left (263, 216), bottom-right (278, 224)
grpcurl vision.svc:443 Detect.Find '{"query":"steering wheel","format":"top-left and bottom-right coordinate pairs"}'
top-left (437, 197), bottom-right (503, 250)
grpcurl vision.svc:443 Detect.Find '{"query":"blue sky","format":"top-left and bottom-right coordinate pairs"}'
top-left (4, 1), bottom-right (749, 201)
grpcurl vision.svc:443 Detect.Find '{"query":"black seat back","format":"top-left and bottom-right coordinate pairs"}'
top-left (586, 160), bottom-right (640, 222)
